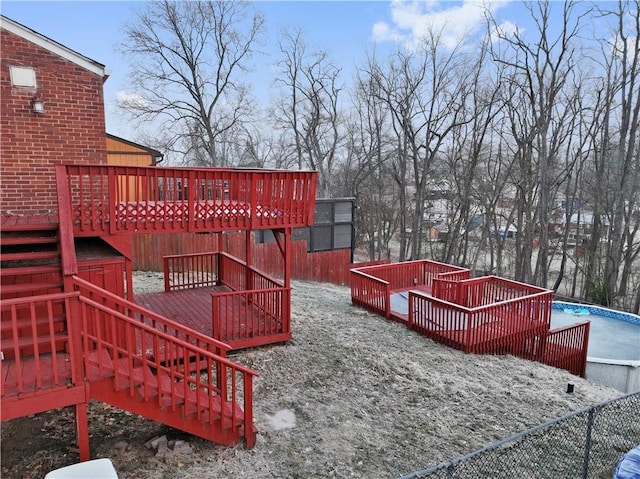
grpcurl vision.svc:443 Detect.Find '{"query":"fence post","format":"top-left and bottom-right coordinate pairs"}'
top-left (385, 283), bottom-right (391, 319)
top-left (446, 464), bottom-right (455, 479)
top-left (582, 407), bottom-right (595, 478)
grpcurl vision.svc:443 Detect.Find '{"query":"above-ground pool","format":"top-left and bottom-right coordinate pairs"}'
top-left (551, 304), bottom-right (640, 361)
top-left (553, 302), bottom-right (640, 393)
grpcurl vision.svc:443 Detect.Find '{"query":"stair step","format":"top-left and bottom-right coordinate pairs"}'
top-left (0, 236), bottom-right (59, 246)
top-left (85, 350), bottom-right (146, 382)
top-left (0, 281), bottom-right (64, 297)
top-left (1, 332), bottom-right (68, 359)
top-left (0, 251), bottom-right (60, 262)
top-left (0, 221), bottom-right (58, 232)
top-left (0, 314), bottom-right (66, 334)
top-left (86, 353), bottom-right (250, 445)
top-left (140, 371), bottom-right (244, 427)
top-left (152, 373), bottom-right (218, 408)
top-left (0, 265), bottom-right (61, 277)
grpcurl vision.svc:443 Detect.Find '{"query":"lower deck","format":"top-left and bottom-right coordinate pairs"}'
top-left (135, 286), bottom-right (230, 336)
top-left (390, 286), bottom-right (548, 354)
top-left (135, 286), bottom-right (290, 350)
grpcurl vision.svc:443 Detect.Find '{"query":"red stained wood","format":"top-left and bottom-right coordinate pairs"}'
top-left (136, 285), bottom-right (288, 350)
top-left (2, 164), bottom-right (318, 454)
top-left (136, 287), bottom-right (228, 336)
top-left (351, 261), bottom-right (589, 377)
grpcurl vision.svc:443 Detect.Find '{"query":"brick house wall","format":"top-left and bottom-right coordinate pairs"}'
top-left (0, 21), bottom-right (107, 215)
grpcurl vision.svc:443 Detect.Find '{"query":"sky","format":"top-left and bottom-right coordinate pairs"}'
top-left (1, 0), bottom-right (557, 142)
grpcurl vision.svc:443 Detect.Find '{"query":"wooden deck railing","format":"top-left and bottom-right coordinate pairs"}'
top-left (432, 275), bottom-right (552, 310)
top-left (350, 260), bottom-right (469, 318)
top-left (408, 291), bottom-right (552, 355)
top-left (212, 288), bottom-right (289, 347)
top-left (213, 253), bottom-right (288, 348)
top-left (71, 276), bottom-right (230, 357)
top-left (164, 252), bottom-right (219, 291)
top-left (56, 164), bottom-right (317, 236)
top-left (1, 293), bottom-right (84, 406)
top-left (160, 251), bottom-right (288, 349)
top-left (432, 267), bottom-right (471, 283)
top-left (353, 260), bottom-right (467, 292)
top-left (218, 253), bottom-right (284, 291)
top-left (462, 276), bottom-right (548, 308)
top-left (538, 322), bottom-right (591, 377)
top-left (77, 293), bottom-right (258, 446)
top-left (350, 270), bottom-right (391, 318)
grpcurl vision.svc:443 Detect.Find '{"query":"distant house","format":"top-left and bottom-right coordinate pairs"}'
top-left (550, 210), bottom-right (610, 245)
top-left (106, 133), bottom-right (163, 167)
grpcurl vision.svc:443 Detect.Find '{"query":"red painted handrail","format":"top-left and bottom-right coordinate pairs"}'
top-left (164, 252), bottom-right (220, 291)
top-left (77, 293), bottom-right (258, 445)
top-left (212, 287), bottom-right (287, 344)
top-left (540, 321), bottom-right (591, 377)
top-left (59, 164), bottom-right (317, 236)
top-left (70, 275), bottom-right (230, 357)
top-left (1, 292), bottom-right (83, 402)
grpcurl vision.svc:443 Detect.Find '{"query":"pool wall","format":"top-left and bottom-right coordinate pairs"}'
top-left (553, 301), bottom-right (640, 393)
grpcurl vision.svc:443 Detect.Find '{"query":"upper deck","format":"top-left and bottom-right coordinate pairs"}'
top-left (56, 164), bottom-right (317, 236)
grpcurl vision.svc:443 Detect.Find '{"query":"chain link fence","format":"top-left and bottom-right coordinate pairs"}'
top-left (399, 391), bottom-right (640, 479)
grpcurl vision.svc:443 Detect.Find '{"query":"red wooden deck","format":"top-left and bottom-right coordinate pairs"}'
top-left (2, 353), bottom-right (73, 399)
top-left (135, 287), bottom-right (230, 336)
top-left (134, 286), bottom-right (287, 350)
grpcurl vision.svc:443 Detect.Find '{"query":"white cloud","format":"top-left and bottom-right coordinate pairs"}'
top-left (373, 0), bottom-right (513, 50)
top-left (116, 91), bottom-right (148, 109)
top-left (488, 19), bottom-right (520, 43)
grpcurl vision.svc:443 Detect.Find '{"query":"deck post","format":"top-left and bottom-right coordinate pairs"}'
top-left (245, 230), bottom-right (254, 291)
top-left (55, 165), bottom-right (78, 279)
top-left (108, 167), bottom-right (117, 235)
top-left (74, 402), bottom-right (90, 461)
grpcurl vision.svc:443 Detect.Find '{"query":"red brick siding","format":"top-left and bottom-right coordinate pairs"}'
top-left (0, 28), bottom-right (107, 215)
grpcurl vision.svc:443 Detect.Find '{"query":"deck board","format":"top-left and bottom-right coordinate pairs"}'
top-left (1, 214), bottom-right (59, 230)
top-left (1, 353), bottom-right (73, 398)
top-left (135, 286), bottom-right (230, 337)
top-left (134, 286), bottom-right (288, 349)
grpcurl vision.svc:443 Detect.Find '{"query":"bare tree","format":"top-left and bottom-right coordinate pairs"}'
top-left (489, 0), bottom-right (587, 287)
top-left (272, 29), bottom-right (344, 197)
top-left (369, 29), bottom-right (471, 260)
top-left (442, 38), bottom-right (505, 267)
top-left (119, 0), bottom-right (264, 166)
top-left (599, 0), bottom-right (640, 305)
top-left (345, 61), bottom-right (399, 260)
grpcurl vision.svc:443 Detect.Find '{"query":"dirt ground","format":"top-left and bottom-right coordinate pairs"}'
top-left (1, 272), bottom-right (623, 479)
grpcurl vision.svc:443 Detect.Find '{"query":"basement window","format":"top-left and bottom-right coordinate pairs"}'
top-left (9, 66), bottom-right (37, 88)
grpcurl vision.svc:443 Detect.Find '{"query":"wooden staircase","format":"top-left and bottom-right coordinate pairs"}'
top-left (86, 349), bottom-right (252, 446)
top-left (1, 276), bottom-right (257, 454)
top-left (0, 222), bottom-right (63, 299)
top-left (1, 223), bottom-right (66, 361)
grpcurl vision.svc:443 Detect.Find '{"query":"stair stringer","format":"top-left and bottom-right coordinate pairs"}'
top-left (73, 282), bottom-right (257, 448)
top-left (88, 377), bottom-right (245, 446)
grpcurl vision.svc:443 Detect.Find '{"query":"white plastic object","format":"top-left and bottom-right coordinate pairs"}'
top-left (44, 458), bottom-right (118, 479)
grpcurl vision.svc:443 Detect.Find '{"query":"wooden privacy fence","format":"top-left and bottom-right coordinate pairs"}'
top-left (135, 232), bottom-right (354, 285)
